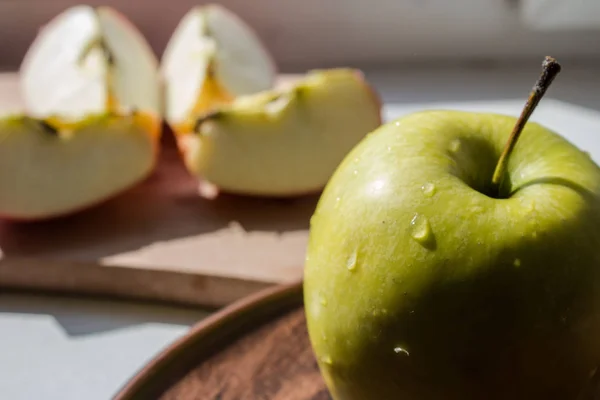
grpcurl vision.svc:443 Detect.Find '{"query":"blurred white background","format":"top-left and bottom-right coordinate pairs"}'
top-left (1, 0), bottom-right (600, 71)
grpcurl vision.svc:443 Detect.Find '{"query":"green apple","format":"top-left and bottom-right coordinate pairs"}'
top-left (161, 4), bottom-right (277, 134)
top-left (304, 59), bottom-right (600, 399)
top-left (0, 112), bottom-right (159, 221)
top-left (179, 68), bottom-right (382, 197)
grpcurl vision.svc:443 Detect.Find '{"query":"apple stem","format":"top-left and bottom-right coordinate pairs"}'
top-left (490, 56), bottom-right (562, 197)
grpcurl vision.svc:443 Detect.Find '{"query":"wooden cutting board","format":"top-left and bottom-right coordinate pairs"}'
top-left (0, 73), bottom-right (316, 308)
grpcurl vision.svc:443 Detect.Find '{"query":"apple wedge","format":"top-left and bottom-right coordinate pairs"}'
top-left (19, 5), bottom-right (161, 121)
top-left (7, 5), bottom-right (162, 220)
top-left (0, 112), bottom-right (159, 221)
top-left (177, 68), bottom-right (382, 197)
top-left (161, 4), bottom-right (277, 133)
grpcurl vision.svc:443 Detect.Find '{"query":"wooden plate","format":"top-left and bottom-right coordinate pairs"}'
top-left (113, 280), bottom-right (331, 400)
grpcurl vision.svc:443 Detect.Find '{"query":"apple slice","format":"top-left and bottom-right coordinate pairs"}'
top-left (19, 5), bottom-right (161, 121)
top-left (177, 68), bottom-right (382, 197)
top-left (161, 4), bottom-right (277, 133)
top-left (0, 112), bottom-right (160, 221)
top-left (9, 6), bottom-right (162, 220)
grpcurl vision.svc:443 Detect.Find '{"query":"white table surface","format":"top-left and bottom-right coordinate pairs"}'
top-left (0, 293), bottom-right (211, 400)
top-left (2, 64), bottom-right (600, 400)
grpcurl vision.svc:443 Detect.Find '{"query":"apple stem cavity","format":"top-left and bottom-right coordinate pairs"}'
top-left (490, 56), bottom-right (562, 197)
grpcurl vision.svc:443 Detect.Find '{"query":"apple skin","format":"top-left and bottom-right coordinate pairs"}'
top-left (304, 110), bottom-right (600, 399)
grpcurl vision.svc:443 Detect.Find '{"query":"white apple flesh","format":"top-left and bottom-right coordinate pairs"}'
top-left (0, 113), bottom-right (159, 221)
top-left (20, 5), bottom-right (161, 121)
top-left (178, 69), bottom-right (382, 197)
top-left (161, 4), bottom-right (277, 133)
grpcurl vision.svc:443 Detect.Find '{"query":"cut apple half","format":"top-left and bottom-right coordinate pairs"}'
top-left (161, 4), bottom-right (277, 133)
top-left (177, 68), bottom-right (383, 197)
top-left (0, 112), bottom-right (160, 221)
top-left (19, 5), bottom-right (161, 121)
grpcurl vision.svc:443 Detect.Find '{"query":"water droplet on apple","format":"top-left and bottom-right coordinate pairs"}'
top-left (421, 182), bottom-right (436, 197)
top-left (449, 139), bottom-right (461, 153)
top-left (409, 213), bottom-right (433, 245)
top-left (346, 250), bottom-right (358, 271)
top-left (320, 355), bottom-right (333, 365)
top-left (386, 146), bottom-right (392, 152)
top-left (394, 346), bottom-right (410, 356)
top-left (513, 258), bottom-right (521, 267)
top-left (353, 170), bottom-right (359, 176)
top-left (353, 157), bottom-right (360, 163)
top-left (395, 121), bottom-right (401, 126)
